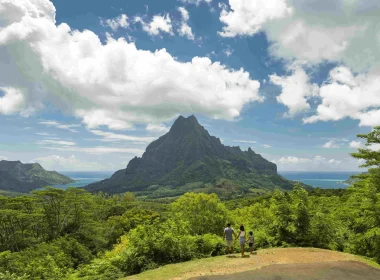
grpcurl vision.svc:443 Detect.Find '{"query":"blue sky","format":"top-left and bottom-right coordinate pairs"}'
top-left (1, 0), bottom-right (379, 171)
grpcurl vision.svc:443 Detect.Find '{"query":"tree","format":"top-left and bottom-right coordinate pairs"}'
top-left (171, 193), bottom-right (229, 236)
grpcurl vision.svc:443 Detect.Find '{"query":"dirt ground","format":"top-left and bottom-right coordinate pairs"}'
top-left (191, 261), bottom-right (380, 280)
top-left (124, 248), bottom-right (380, 280)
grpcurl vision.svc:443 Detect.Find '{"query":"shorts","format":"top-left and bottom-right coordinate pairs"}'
top-left (249, 243), bottom-right (253, 248)
top-left (225, 240), bottom-right (233, 247)
top-left (240, 237), bottom-right (246, 246)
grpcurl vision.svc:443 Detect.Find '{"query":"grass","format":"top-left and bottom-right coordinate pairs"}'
top-left (122, 247), bottom-right (380, 280)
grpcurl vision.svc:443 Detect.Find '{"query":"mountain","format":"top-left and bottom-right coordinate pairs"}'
top-left (0, 160), bottom-right (75, 193)
top-left (86, 115), bottom-right (310, 198)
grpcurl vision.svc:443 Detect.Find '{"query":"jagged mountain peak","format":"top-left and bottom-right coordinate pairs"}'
top-left (169, 115), bottom-right (205, 137)
top-left (84, 115), bottom-right (299, 195)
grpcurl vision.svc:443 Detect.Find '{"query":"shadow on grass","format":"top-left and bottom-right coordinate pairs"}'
top-left (226, 255), bottom-right (239, 258)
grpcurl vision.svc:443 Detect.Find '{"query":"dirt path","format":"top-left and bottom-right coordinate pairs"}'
top-left (191, 261), bottom-right (380, 280)
top-left (124, 248), bottom-right (380, 280)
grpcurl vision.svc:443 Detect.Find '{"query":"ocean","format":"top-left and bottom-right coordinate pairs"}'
top-left (52, 171), bottom-right (114, 189)
top-left (52, 171), bottom-right (362, 190)
top-left (278, 171), bottom-right (361, 189)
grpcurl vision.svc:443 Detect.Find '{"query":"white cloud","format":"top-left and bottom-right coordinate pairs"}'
top-left (146, 124), bottom-right (169, 134)
top-left (262, 144), bottom-right (272, 148)
top-left (177, 7), bottom-right (195, 40)
top-left (35, 132), bottom-right (55, 136)
top-left (369, 143), bottom-right (380, 152)
top-left (0, 87), bottom-right (26, 115)
top-left (233, 140), bottom-right (257, 144)
top-left (219, 0), bottom-right (293, 37)
top-left (328, 159), bottom-right (342, 164)
top-left (0, 0), bottom-right (262, 131)
top-left (38, 140), bottom-right (76, 146)
top-left (90, 129), bottom-right (156, 143)
top-left (314, 155), bottom-right (326, 161)
top-left (270, 65), bottom-right (319, 117)
top-left (181, 0), bottom-right (212, 5)
top-left (274, 155), bottom-right (361, 171)
top-left (39, 121), bottom-right (80, 132)
top-left (101, 14), bottom-right (129, 31)
top-left (322, 140), bottom-right (339, 149)
top-left (220, 1), bottom-right (380, 73)
top-left (303, 67), bottom-right (380, 127)
top-left (135, 14), bottom-right (174, 36)
top-left (349, 141), bottom-right (362, 149)
top-left (224, 48), bottom-right (233, 57)
top-left (45, 145), bottom-right (144, 156)
top-left (33, 155), bottom-right (112, 171)
top-left (0, 156), bottom-right (8, 161)
top-left (276, 156), bottom-right (311, 164)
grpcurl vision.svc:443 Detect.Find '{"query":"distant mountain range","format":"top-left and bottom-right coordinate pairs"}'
top-left (0, 160), bottom-right (74, 193)
top-left (86, 115), bottom-right (310, 198)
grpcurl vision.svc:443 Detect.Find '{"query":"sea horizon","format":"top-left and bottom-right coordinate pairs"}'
top-left (52, 170), bottom-right (364, 190)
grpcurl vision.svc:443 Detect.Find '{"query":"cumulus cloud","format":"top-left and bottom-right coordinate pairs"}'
top-left (275, 156), bottom-right (311, 164)
top-left (273, 155), bottom-right (360, 171)
top-left (0, 87), bottom-right (26, 115)
top-left (303, 67), bottom-right (380, 126)
top-left (39, 121), bottom-right (80, 132)
top-left (220, 0), bottom-right (380, 72)
top-left (0, 0), bottom-right (262, 131)
top-left (322, 140), bottom-right (339, 149)
top-left (146, 124), bottom-right (170, 134)
top-left (0, 156), bottom-right (8, 161)
top-left (135, 14), bottom-right (174, 36)
top-left (219, 0), bottom-right (293, 37)
top-left (270, 65), bottom-right (319, 117)
top-left (101, 14), bottom-right (129, 31)
top-left (177, 7), bottom-right (195, 40)
top-left (33, 155), bottom-right (111, 171)
top-left (349, 141), bottom-right (362, 149)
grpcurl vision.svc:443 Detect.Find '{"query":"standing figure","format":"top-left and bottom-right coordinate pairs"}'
top-left (248, 231), bottom-right (254, 254)
top-left (236, 225), bottom-right (246, 257)
top-left (224, 223), bottom-right (237, 255)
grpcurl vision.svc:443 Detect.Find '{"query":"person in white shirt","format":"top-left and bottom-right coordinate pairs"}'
top-left (235, 225), bottom-right (246, 257)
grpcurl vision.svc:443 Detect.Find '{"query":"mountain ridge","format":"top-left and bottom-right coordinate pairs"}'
top-left (0, 160), bottom-right (75, 193)
top-left (86, 115), bottom-right (309, 197)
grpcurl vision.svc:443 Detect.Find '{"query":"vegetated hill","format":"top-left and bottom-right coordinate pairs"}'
top-left (0, 160), bottom-right (74, 193)
top-left (86, 115), bottom-right (311, 198)
top-left (344, 172), bottom-right (368, 185)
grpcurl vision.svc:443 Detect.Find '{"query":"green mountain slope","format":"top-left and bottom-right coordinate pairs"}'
top-left (86, 116), bottom-right (310, 197)
top-left (0, 160), bottom-right (74, 193)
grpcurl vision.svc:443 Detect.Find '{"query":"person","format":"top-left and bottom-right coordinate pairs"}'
top-left (224, 223), bottom-right (237, 254)
top-left (236, 225), bottom-right (246, 256)
top-left (248, 231), bottom-right (254, 254)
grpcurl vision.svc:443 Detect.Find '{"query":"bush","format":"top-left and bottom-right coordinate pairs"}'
top-left (0, 237), bottom-right (93, 280)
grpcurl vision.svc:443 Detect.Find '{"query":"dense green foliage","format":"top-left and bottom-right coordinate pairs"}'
top-left (0, 128), bottom-right (379, 279)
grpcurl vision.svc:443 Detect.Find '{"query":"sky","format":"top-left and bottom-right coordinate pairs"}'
top-left (0, 0), bottom-right (379, 172)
